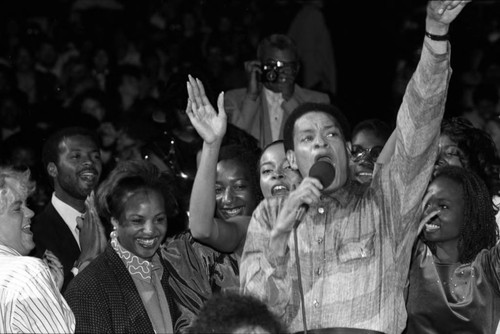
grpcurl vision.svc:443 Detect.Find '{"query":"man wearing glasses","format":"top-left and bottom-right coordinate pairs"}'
top-left (224, 34), bottom-right (330, 149)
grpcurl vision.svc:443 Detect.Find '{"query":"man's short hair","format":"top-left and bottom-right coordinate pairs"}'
top-left (41, 126), bottom-right (100, 171)
top-left (257, 34), bottom-right (298, 61)
top-left (283, 103), bottom-right (351, 152)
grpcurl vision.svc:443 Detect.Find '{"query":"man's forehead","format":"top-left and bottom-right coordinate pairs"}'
top-left (59, 135), bottom-right (97, 150)
top-left (294, 111), bottom-right (341, 131)
top-left (262, 47), bottom-right (296, 62)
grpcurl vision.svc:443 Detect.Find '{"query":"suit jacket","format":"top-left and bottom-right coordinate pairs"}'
top-left (31, 202), bottom-right (80, 292)
top-left (64, 244), bottom-right (194, 333)
top-left (224, 84), bottom-right (330, 148)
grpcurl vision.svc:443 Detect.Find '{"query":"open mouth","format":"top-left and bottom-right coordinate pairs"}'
top-left (271, 184), bottom-right (289, 196)
top-left (22, 224), bottom-right (32, 235)
top-left (79, 169), bottom-right (99, 183)
top-left (315, 155), bottom-right (333, 164)
top-left (425, 223), bottom-right (440, 233)
top-left (136, 237), bottom-right (159, 248)
top-left (221, 207), bottom-right (244, 217)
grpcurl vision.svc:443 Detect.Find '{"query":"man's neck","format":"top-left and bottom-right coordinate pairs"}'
top-left (54, 192), bottom-right (86, 213)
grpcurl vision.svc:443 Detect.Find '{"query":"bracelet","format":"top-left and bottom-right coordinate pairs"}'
top-left (425, 31), bottom-right (449, 41)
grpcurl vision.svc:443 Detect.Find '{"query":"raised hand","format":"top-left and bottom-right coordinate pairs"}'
top-left (186, 75), bottom-right (226, 145)
top-left (43, 250), bottom-right (64, 291)
top-left (244, 60), bottom-right (262, 99)
top-left (427, 0), bottom-right (470, 26)
top-left (76, 191), bottom-right (107, 272)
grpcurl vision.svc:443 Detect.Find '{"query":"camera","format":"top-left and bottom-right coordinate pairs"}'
top-left (261, 64), bottom-right (279, 83)
top-left (261, 61), bottom-right (298, 83)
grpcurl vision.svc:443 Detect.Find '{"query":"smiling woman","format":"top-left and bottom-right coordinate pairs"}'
top-left (405, 166), bottom-right (500, 333)
top-left (0, 167), bottom-right (75, 333)
top-left (63, 160), bottom-right (198, 333)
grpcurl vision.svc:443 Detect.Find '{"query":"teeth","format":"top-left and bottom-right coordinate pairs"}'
top-left (81, 174), bottom-right (96, 182)
top-left (425, 224), bottom-right (440, 232)
top-left (224, 208), bottom-right (241, 215)
top-left (358, 172), bottom-right (372, 176)
top-left (137, 238), bottom-right (156, 247)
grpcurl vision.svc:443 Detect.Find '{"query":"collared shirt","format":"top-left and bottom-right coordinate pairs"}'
top-left (264, 86), bottom-right (284, 142)
top-left (112, 235), bottom-right (174, 334)
top-left (0, 244), bottom-right (75, 333)
top-left (240, 41), bottom-right (451, 334)
top-left (51, 193), bottom-right (82, 248)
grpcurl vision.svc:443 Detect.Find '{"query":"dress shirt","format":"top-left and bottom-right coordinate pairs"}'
top-left (0, 244), bottom-right (75, 333)
top-left (52, 193), bottom-right (82, 248)
top-left (240, 41), bottom-right (451, 334)
top-left (264, 87), bottom-right (284, 142)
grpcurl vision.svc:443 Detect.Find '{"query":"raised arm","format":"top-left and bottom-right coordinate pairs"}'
top-left (383, 0), bottom-right (470, 246)
top-left (186, 75), bottom-right (248, 252)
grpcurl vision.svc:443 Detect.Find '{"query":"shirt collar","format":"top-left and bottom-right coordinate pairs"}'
top-left (263, 86), bottom-right (283, 104)
top-left (110, 231), bottom-right (162, 283)
top-left (51, 193), bottom-right (83, 231)
top-left (0, 244), bottom-right (22, 256)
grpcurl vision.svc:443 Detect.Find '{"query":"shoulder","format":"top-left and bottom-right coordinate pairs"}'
top-left (0, 256), bottom-right (51, 290)
top-left (224, 88), bottom-right (247, 101)
top-left (66, 250), bottom-right (114, 292)
top-left (32, 203), bottom-right (60, 229)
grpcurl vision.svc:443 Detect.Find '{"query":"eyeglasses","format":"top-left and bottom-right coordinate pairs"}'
top-left (350, 145), bottom-right (383, 162)
top-left (262, 60), bottom-right (299, 74)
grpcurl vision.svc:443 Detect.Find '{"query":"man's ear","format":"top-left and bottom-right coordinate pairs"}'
top-left (286, 149), bottom-right (298, 170)
top-left (47, 162), bottom-right (57, 178)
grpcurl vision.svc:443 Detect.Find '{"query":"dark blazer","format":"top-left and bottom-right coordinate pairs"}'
top-left (64, 244), bottom-right (194, 333)
top-left (31, 201), bottom-right (80, 292)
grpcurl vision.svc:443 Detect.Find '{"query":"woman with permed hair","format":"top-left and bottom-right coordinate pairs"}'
top-left (63, 160), bottom-right (200, 333)
top-left (405, 166), bottom-right (500, 333)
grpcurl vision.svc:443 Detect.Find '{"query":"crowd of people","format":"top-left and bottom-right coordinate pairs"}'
top-left (2, 0), bottom-right (500, 333)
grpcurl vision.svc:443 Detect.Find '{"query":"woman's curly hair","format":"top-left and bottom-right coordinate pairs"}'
top-left (424, 166), bottom-right (498, 263)
top-left (441, 117), bottom-right (500, 197)
top-left (96, 160), bottom-right (175, 225)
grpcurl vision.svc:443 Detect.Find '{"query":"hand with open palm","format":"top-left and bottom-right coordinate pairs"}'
top-left (186, 75), bottom-right (227, 146)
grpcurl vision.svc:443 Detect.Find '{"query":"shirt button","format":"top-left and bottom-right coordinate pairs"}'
top-left (313, 300), bottom-right (320, 308)
top-left (316, 267), bottom-right (322, 275)
top-left (318, 207), bottom-right (325, 214)
top-left (317, 237), bottom-right (323, 244)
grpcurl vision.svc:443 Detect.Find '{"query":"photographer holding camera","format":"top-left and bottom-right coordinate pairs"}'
top-left (224, 34), bottom-right (330, 148)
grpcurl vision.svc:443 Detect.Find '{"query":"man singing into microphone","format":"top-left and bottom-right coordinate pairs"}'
top-left (240, 1), bottom-right (469, 333)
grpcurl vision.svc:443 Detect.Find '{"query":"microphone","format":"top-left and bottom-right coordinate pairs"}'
top-left (294, 160), bottom-right (336, 228)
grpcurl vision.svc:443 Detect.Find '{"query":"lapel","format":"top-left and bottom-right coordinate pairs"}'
top-left (105, 246), bottom-right (155, 333)
top-left (260, 89), bottom-right (273, 148)
top-left (46, 202), bottom-right (81, 256)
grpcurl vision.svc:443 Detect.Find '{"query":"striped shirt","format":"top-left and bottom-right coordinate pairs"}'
top-left (240, 41), bottom-right (451, 334)
top-left (0, 245), bottom-right (75, 333)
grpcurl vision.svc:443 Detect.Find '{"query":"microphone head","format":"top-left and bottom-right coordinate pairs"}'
top-left (309, 160), bottom-right (335, 188)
